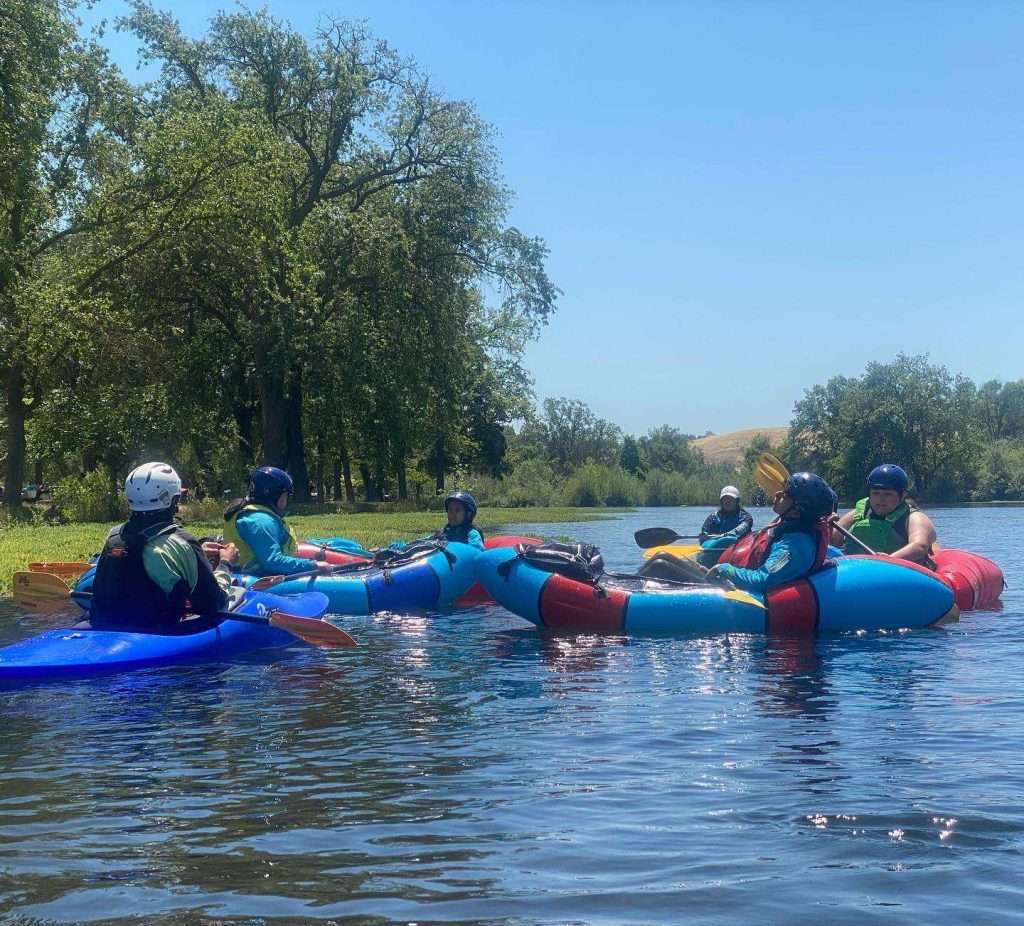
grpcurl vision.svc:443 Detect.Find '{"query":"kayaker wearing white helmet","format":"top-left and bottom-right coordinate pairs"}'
top-left (90, 462), bottom-right (239, 632)
top-left (697, 485), bottom-right (754, 566)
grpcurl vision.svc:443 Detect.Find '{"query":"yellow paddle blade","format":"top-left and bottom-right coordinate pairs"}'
top-left (642, 543), bottom-right (702, 561)
top-left (11, 571), bottom-right (72, 613)
top-left (723, 589), bottom-right (766, 609)
top-left (29, 561), bottom-right (92, 579)
top-left (755, 452), bottom-right (790, 496)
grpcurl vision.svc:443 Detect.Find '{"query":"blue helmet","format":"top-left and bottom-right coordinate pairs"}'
top-left (867, 464), bottom-right (909, 494)
top-left (444, 490), bottom-right (477, 522)
top-left (784, 472), bottom-right (836, 522)
top-left (249, 466), bottom-right (294, 501)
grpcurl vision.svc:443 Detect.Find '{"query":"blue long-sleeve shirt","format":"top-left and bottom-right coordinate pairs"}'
top-left (234, 510), bottom-right (313, 576)
top-left (715, 529), bottom-right (818, 594)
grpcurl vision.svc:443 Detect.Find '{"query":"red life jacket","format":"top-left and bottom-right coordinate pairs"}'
top-left (719, 519), bottom-right (832, 571)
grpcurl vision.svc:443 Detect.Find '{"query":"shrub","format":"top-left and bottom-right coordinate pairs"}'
top-left (562, 463), bottom-right (642, 507)
top-left (51, 467), bottom-right (128, 523)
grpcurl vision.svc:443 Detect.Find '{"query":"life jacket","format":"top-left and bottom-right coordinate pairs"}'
top-left (845, 496), bottom-right (912, 555)
top-left (90, 520), bottom-right (217, 631)
top-left (223, 502), bottom-right (299, 568)
top-left (720, 518), bottom-right (831, 572)
top-left (437, 522), bottom-right (484, 545)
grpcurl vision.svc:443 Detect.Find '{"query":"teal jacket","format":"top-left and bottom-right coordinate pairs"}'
top-left (233, 510), bottom-right (314, 576)
top-left (716, 530), bottom-right (819, 594)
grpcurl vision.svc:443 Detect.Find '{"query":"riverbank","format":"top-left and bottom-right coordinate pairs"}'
top-left (0, 507), bottom-right (629, 596)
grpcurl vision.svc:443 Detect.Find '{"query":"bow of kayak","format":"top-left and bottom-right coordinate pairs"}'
top-left (0, 590), bottom-right (329, 683)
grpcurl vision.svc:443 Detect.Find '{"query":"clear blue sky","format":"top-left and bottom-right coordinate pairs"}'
top-left (83, 0), bottom-right (1024, 436)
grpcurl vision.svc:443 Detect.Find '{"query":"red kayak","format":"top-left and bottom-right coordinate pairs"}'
top-left (933, 549), bottom-right (1004, 611)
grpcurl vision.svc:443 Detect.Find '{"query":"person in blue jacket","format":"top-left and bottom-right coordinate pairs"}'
top-left (437, 491), bottom-right (484, 549)
top-left (697, 485), bottom-right (754, 566)
top-left (708, 472), bottom-right (835, 595)
top-left (223, 467), bottom-right (334, 577)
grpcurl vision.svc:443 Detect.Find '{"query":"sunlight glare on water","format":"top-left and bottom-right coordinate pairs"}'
top-left (1, 506), bottom-right (1023, 924)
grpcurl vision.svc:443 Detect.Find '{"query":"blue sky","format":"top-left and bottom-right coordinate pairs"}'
top-left (83, 1), bottom-right (1024, 436)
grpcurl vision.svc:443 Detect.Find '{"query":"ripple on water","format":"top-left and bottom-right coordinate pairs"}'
top-left (2, 506), bottom-right (1024, 924)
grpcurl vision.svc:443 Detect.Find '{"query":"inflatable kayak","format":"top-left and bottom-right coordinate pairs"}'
top-left (0, 589), bottom-right (330, 682)
top-left (475, 545), bottom-right (958, 636)
top-left (643, 540), bottom-right (1003, 612)
top-left (241, 540), bottom-right (479, 614)
top-left (295, 534), bottom-right (540, 607)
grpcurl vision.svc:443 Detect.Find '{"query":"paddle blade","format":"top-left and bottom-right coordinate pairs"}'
top-left (29, 561), bottom-right (92, 579)
top-left (755, 452), bottom-right (789, 496)
top-left (268, 611), bottom-right (357, 648)
top-left (633, 527), bottom-right (685, 548)
top-left (249, 569), bottom-right (319, 591)
top-left (12, 571), bottom-right (72, 613)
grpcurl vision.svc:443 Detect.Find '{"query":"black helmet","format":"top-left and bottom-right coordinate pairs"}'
top-left (784, 472), bottom-right (835, 522)
top-left (867, 464), bottom-right (909, 493)
top-left (249, 466), bottom-right (294, 502)
top-left (444, 490), bottom-right (477, 522)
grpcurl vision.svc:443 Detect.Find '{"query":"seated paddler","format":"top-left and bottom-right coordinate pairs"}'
top-left (91, 462), bottom-right (239, 633)
top-left (223, 466), bottom-right (334, 577)
top-left (706, 472), bottom-right (836, 595)
top-left (831, 464), bottom-right (937, 565)
top-left (697, 485), bottom-right (754, 566)
top-left (435, 491), bottom-right (484, 549)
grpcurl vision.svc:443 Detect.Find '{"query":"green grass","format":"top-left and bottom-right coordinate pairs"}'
top-left (0, 506), bottom-right (628, 596)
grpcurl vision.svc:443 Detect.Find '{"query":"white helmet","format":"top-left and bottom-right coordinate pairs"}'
top-left (720, 485), bottom-right (740, 500)
top-left (125, 462), bottom-right (182, 512)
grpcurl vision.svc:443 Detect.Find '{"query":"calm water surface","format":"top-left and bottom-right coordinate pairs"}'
top-left (1, 507), bottom-right (1023, 925)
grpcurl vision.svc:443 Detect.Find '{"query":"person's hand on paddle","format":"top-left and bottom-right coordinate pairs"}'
top-left (219, 543), bottom-right (239, 567)
top-left (704, 563), bottom-right (737, 590)
top-left (314, 560), bottom-right (335, 574)
top-left (203, 541), bottom-right (239, 568)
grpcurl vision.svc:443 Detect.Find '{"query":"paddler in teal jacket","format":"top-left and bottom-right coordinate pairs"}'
top-left (223, 467), bottom-right (335, 577)
top-left (437, 491), bottom-right (484, 549)
top-left (831, 464), bottom-right (937, 565)
top-left (708, 473), bottom-right (836, 595)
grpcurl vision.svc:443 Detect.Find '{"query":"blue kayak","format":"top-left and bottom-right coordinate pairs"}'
top-left (0, 590), bottom-right (330, 682)
top-left (238, 541), bottom-right (480, 614)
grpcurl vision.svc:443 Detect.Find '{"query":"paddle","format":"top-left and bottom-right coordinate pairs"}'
top-left (633, 527), bottom-right (701, 549)
top-left (249, 569), bottom-right (321, 590)
top-left (754, 453), bottom-right (880, 556)
top-left (29, 561), bottom-right (92, 579)
top-left (12, 571), bottom-right (72, 613)
top-left (64, 590), bottom-right (357, 648)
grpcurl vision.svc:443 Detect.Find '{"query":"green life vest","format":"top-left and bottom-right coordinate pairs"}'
top-left (223, 502), bottom-right (299, 569)
top-left (845, 496), bottom-right (912, 555)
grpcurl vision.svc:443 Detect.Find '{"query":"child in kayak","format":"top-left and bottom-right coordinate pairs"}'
top-left (91, 462), bottom-right (240, 633)
top-left (223, 467), bottom-right (335, 577)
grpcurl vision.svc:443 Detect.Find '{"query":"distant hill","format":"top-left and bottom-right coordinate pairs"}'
top-left (691, 427), bottom-right (789, 465)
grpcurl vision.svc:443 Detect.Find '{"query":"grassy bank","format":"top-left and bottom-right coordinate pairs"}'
top-left (0, 507), bottom-right (628, 597)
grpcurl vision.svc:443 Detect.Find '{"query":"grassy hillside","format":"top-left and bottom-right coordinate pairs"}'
top-left (691, 427), bottom-right (788, 465)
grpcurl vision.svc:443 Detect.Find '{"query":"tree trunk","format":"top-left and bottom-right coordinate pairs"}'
top-left (257, 363), bottom-right (288, 467)
top-left (342, 453), bottom-right (355, 502)
top-left (3, 364), bottom-right (27, 514)
top-left (396, 458), bottom-right (408, 500)
top-left (359, 462), bottom-right (377, 501)
top-left (285, 365), bottom-right (309, 500)
top-left (34, 458), bottom-right (42, 486)
top-left (332, 458), bottom-right (342, 501)
top-left (314, 435), bottom-right (325, 503)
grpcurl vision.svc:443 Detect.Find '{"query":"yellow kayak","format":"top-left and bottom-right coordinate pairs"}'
top-left (642, 543), bottom-right (702, 561)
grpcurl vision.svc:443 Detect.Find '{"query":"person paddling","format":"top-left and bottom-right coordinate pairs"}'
top-left (90, 462), bottom-right (239, 633)
top-left (707, 473), bottom-right (836, 595)
top-left (831, 464), bottom-right (937, 565)
top-left (223, 467), bottom-right (334, 577)
top-left (697, 485), bottom-right (754, 566)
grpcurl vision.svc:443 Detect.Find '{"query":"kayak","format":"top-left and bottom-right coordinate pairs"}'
top-left (240, 541), bottom-right (479, 614)
top-left (0, 590), bottom-right (330, 682)
top-left (295, 534), bottom-right (541, 606)
top-left (474, 545), bottom-right (958, 636)
top-left (643, 540), bottom-right (1003, 612)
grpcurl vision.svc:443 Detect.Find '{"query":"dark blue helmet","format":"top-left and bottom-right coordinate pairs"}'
top-left (784, 472), bottom-right (836, 521)
top-left (867, 464), bottom-right (909, 494)
top-left (249, 466), bottom-right (294, 502)
top-left (444, 490), bottom-right (477, 522)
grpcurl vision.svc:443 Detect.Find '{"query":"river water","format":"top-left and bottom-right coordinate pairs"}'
top-left (1, 506), bottom-right (1022, 925)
